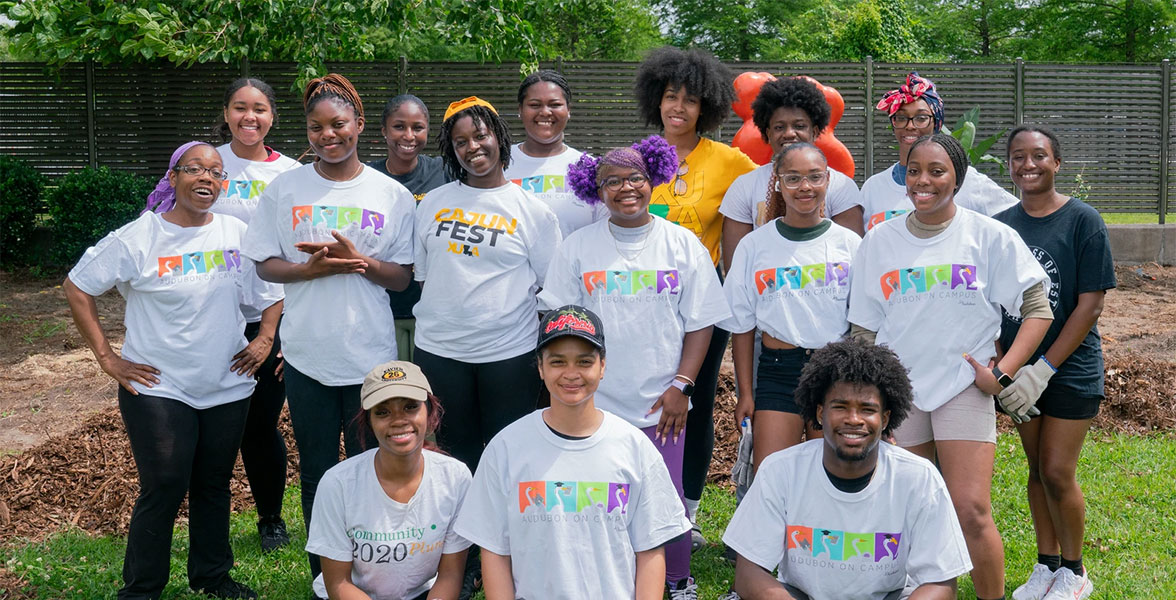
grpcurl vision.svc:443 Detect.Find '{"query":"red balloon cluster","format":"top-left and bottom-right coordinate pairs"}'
top-left (731, 72), bottom-right (855, 179)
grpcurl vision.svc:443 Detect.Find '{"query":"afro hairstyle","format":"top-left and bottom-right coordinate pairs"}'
top-left (751, 77), bottom-right (832, 143)
top-left (793, 340), bottom-right (913, 436)
top-left (633, 46), bottom-right (736, 134)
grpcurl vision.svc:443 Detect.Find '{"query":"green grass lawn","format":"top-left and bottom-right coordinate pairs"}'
top-left (5, 432), bottom-right (1174, 599)
top-left (1100, 212), bottom-right (1170, 225)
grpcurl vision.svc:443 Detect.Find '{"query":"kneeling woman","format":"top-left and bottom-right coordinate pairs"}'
top-left (456, 306), bottom-right (691, 599)
top-left (307, 361), bottom-right (471, 600)
top-left (65, 142), bottom-right (281, 599)
top-left (723, 143), bottom-right (861, 472)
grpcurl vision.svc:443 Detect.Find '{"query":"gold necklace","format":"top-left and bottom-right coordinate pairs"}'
top-left (315, 159), bottom-right (363, 182)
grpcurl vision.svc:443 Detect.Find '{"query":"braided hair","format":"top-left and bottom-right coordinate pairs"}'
top-left (216, 77), bottom-right (278, 143)
top-left (437, 105), bottom-right (513, 183)
top-left (751, 78), bottom-right (831, 143)
top-left (906, 133), bottom-right (969, 194)
top-left (765, 142), bottom-right (827, 221)
top-left (518, 69), bottom-right (572, 105)
top-left (634, 46), bottom-right (735, 134)
top-left (303, 73), bottom-right (364, 119)
top-left (793, 340), bottom-right (913, 436)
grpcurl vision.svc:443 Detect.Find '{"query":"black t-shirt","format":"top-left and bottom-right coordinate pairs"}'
top-left (367, 155), bottom-right (452, 318)
top-left (995, 199), bottom-right (1117, 396)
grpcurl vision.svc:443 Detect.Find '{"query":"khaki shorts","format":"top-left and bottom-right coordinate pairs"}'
top-left (892, 385), bottom-right (997, 446)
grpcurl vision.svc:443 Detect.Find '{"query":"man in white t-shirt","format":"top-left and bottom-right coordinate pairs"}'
top-left (723, 340), bottom-right (971, 600)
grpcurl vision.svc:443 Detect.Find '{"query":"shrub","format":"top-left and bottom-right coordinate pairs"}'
top-left (0, 155), bottom-right (46, 267)
top-left (45, 167), bottom-right (155, 266)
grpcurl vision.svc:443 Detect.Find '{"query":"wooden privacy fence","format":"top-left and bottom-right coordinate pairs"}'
top-left (2, 58), bottom-right (1174, 219)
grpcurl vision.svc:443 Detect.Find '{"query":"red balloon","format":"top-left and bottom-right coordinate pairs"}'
top-left (732, 71), bottom-right (775, 120)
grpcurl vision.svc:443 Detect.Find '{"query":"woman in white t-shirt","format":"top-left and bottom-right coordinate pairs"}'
top-left (412, 96), bottom-right (562, 474)
top-left (66, 142), bottom-right (280, 600)
top-left (455, 306), bottom-right (691, 600)
top-left (720, 77), bottom-right (864, 272)
top-left (722, 143), bottom-right (860, 472)
top-left (861, 72), bottom-right (1017, 232)
top-left (210, 76), bottom-right (301, 552)
top-left (242, 73), bottom-right (417, 583)
top-left (848, 133), bottom-right (1053, 600)
top-left (308, 361), bottom-right (472, 600)
top-left (539, 136), bottom-right (730, 599)
top-left (504, 70), bottom-right (607, 238)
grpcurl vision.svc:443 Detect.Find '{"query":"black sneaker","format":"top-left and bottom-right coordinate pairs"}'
top-left (199, 576), bottom-right (258, 599)
top-left (258, 518), bottom-right (291, 553)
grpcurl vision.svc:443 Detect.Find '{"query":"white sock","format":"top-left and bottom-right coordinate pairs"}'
top-left (684, 498), bottom-right (700, 522)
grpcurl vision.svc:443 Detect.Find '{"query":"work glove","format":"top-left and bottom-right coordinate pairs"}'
top-left (996, 358), bottom-right (1056, 423)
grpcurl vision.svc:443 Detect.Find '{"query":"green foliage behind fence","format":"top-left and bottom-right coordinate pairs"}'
top-left (44, 167), bottom-right (155, 267)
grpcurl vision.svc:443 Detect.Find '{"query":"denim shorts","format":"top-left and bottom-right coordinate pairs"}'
top-left (754, 346), bottom-right (812, 414)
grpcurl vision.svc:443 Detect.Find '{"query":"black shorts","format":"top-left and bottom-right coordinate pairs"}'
top-left (754, 346), bottom-right (812, 414)
top-left (1035, 383), bottom-right (1102, 420)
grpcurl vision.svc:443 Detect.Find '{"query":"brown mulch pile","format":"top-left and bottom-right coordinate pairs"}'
top-left (2, 355), bottom-right (1173, 543)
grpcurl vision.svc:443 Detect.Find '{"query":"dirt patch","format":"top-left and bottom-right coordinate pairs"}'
top-left (1100, 263), bottom-right (1176, 360)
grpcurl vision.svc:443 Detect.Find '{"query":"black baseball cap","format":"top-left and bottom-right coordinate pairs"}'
top-left (537, 305), bottom-right (605, 352)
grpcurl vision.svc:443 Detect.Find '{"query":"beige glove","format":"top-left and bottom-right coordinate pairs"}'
top-left (997, 358), bottom-right (1056, 422)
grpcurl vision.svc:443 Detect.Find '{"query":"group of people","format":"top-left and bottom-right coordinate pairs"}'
top-left (63, 45), bottom-right (1115, 600)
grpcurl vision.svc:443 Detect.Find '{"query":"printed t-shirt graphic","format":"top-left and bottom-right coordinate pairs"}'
top-left (721, 221), bottom-right (860, 348)
top-left (242, 164), bottom-right (416, 386)
top-left (538, 217), bottom-right (731, 428)
top-left (69, 212), bottom-right (281, 408)
top-left (505, 144), bottom-right (607, 238)
top-left (455, 411), bottom-right (691, 600)
top-left (719, 163), bottom-right (863, 229)
top-left (723, 441), bottom-right (971, 600)
top-left (413, 181), bottom-right (562, 363)
top-left (307, 449), bottom-right (472, 600)
top-left (649, 137), bottom-right (757, 265)
top-left (847, 208), bottom-right (1049, 411)
top-left (859, 163), bottom-right (1019, 231)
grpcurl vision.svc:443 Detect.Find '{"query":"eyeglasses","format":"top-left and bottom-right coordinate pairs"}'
top-left (173, 165), bottom-right (228, 180)
top-left (890, 114), bottom-right (934, 128)
top-left (672, 162), bottom-right (689, 196)
top-left (601, 173), bottom-right (649, 191)
top-left (775, 171), bottom-right (829, 190)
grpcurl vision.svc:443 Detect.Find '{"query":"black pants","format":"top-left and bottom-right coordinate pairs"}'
top-left (117, 389), bottom-right (250, 600)
top-left (284, 364), bottom-right (375, 579)
top-left (238, 320), bottom-right (287, 522)
top-left (682, 325), bottom-right (730, 502)
top-left (413, 347), bottom-right (540, 473)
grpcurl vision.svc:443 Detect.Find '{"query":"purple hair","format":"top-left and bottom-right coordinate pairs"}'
top-left (566, 135), bottom-right (678, 205)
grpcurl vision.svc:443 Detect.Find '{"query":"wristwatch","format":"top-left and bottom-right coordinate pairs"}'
top-left (991, 366), bottom-right (1014, 390)
top-left (670, 379), bottom-right (695, 397)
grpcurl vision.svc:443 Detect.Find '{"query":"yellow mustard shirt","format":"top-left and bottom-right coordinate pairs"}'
top-left (650, 137), bottom-right (757, 266)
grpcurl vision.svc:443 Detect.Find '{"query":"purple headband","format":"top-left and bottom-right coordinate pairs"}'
top-left (143, 141), bottom-right (211, 214)
top-left (566, 135), bottom-right (678, 205)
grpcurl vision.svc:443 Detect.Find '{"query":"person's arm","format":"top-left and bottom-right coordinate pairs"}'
top-left (968, 315), bottom-right (1051, 395)
top-left (319, 556), bottom-right (372, 600)
top-left (1043, 290), bottom-right (1105, 367)
top-left (722, 219), bottom-right (753, 276)
top-left (732, 330), bottom-right (756, 425)
top-left (832, 206), bottom-right (865, 237)
top-left (733, 554), bottom-right (796, 600)
top-left (231, 299), bottom-right (282, 377)
top-left (650, 326), bottom-right (712, 445)
top-left (479, 549), bottom-right (515, 600)
top-left (255, 250), bottom-right (367, 284)
top-left (294, 230), bottom-right (412, 291)
top-left (64, 277), bottom-right (159, 394)
top-left (634, 547), bottom-right (666, 600)
top-left (425, 549), bottom-right (469, 600)
top-left (908, 580), bottom-right (956, 600)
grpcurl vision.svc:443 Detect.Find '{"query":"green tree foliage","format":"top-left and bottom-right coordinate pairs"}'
top-left (0, 156), bottom-right (46, 267)
top-left (777, 0), bottom-right (927, 62)
top-left (910, 0), bottom-right (1024, 61)
top-left (1024, 0), bottom-right (1176, 63)
top-left (45, 167), bottom-right (155, 266)
top-left (657, 0), bottom-right (787, 60)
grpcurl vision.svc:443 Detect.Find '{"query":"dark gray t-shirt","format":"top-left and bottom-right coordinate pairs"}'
top-left (995, 199), bottom-right (1116, 396)
top-left (367, 155), bottom-right (452, 318)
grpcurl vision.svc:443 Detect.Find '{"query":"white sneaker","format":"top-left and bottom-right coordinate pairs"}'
top-left (717, 591), bottom-right (741, 600)
top-left (668, 577), bottom-right (698, 600)
top-left (1042, 566), bottom-right (1093, 600)
top-left (1012, 563), bottom-right (1059, 600)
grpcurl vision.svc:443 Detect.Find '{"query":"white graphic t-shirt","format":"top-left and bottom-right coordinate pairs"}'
top-left (722, 220), bottom-right (860, 347)
top-left (69, 212), bottom-right (281, 408)
top-left (455, 410), bottom-right (691, 600)
top-left (860, 163), bottom-right (1019, 231)
top-left (505, 144), bottom-right (607, 238)
top-left (307, 449), bottom-right (472, 600)
top-left (414, 181), bottom-right (562, 363)
top-left (242, 164), bottom-right (416, 385)
top-left (719, 164), bottom-right (862, 228)
top-left (847, 209), bottom-right (1049, 411)
top-left (538, 217), bottom-right (732, 428)
top-left (723, 441), bottom-right (972, 600)
top-left (212, 144), bottom-right (300, 322)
